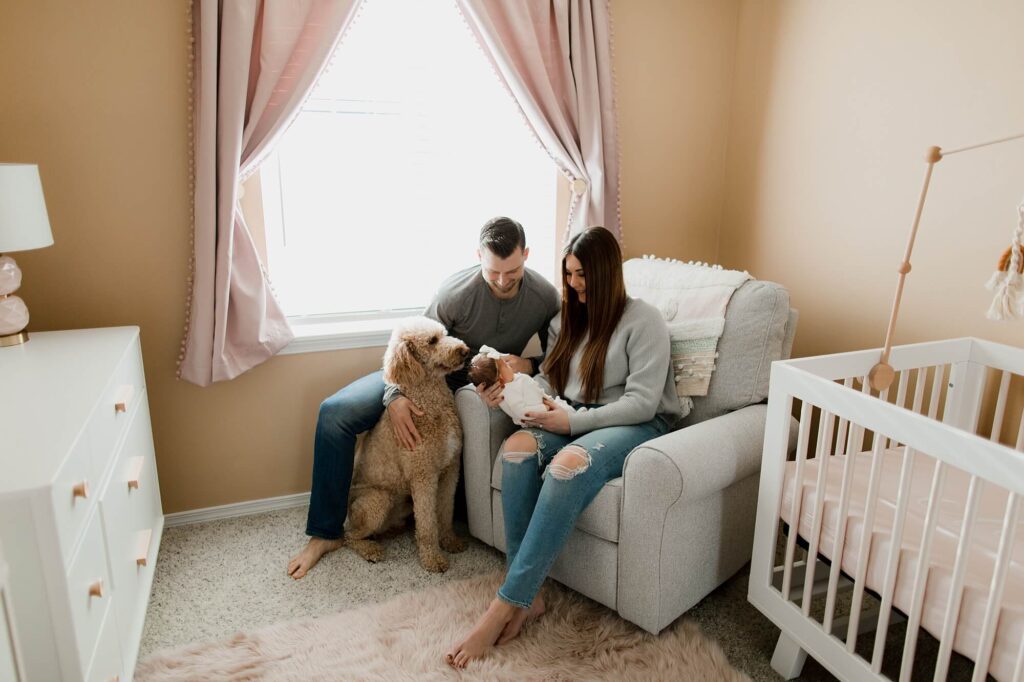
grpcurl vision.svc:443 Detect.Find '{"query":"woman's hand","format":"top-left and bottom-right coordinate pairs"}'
top-left (476, 381), bottom-right (504, 408)
top-left (522, 397), bottom-right (570, 434)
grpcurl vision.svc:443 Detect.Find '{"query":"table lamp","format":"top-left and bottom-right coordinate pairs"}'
top-left (0, 164), bottom-right (54, 347)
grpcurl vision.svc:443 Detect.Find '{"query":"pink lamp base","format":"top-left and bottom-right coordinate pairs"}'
top-left (0, 255), bottom-right (31, 345)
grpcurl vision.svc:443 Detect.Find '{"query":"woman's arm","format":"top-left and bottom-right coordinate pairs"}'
top-left (565, 305), bottom-right (671, 436)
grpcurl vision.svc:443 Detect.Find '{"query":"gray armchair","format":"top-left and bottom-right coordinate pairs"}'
top-left (456, 279), bottom-right (798, 634)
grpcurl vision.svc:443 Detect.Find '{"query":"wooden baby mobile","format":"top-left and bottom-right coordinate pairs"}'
top-left (868, 131), bottom-right (1024, 391)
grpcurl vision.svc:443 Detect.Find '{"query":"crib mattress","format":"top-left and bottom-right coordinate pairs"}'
top-left (781, 447), bottom-right (1023, 680)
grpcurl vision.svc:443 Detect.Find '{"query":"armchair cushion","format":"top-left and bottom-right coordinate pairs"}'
top-left (684, 280), bottom-right (792, 426)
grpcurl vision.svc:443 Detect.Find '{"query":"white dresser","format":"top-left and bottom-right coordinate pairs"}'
top-left (0, 327), bottom-right (163, 681)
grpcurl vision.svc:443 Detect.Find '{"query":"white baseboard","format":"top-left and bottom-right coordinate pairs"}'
top-left (165, 492), bottom-right (311, 528)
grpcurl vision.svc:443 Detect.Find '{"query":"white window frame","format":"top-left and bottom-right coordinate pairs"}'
top-left (260, 153), bottom-right (427, 354)
top-left (253, 0), bottom-right (568, 356)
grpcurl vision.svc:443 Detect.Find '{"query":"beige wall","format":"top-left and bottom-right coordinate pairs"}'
top-left (0, 1), bottom-right (736, 513)
top-left (721, 1), bottom-right (1024, 361)
top-left (614, 0), bottom-right (739, 262)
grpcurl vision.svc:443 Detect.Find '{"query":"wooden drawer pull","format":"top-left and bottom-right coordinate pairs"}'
top-left (136, 528), bottom-right (153, 567)
top-left (88, 579), bottom-right (104, 599)
top-left (114, 384), bottom-right (135, 414)
top-left (127, 456), bottom-right (144, 491)
top-left (72, 480), bottom-right (89, 500)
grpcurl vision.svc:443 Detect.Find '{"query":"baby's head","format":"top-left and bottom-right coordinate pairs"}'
top-left (468, 352), bottom-right (499, 387)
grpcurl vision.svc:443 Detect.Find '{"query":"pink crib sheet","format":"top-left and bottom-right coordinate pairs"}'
top-left (781, 447), bottom-right (1023, 680)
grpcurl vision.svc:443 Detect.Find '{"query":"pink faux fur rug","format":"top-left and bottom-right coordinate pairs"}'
top-left (137, 572), bottom-right (748, 681)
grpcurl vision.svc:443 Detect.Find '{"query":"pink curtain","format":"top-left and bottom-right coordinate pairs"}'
top-left (455, 0), bottom-right (619, 241)
top-left (179, 0), bottom-right (363, 386)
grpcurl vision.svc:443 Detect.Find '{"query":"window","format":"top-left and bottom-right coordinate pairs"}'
top-left (260, 0), bottom-right (558, 328)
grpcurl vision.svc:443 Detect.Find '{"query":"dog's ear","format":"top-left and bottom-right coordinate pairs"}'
top-left (383, 338), bottom-right (425, 387)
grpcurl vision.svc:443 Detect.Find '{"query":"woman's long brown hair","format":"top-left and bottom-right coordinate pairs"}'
top-left (543, 227), bottom-right (627, 403)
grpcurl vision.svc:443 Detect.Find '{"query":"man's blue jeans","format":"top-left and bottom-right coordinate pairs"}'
top-left (305, 370), bottom-right (386, 539)
top-left (497, 415), bottom-right (672, 608)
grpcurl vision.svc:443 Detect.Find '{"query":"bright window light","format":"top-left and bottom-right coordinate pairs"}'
top-left (261, 0), bottom-right (558, 319)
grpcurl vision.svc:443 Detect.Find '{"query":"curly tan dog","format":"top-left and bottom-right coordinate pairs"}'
top-left (345, 317), bottom-right (470, 572)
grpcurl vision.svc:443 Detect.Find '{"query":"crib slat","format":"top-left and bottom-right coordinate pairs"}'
top-left (823, 377), bottom-right (872, 634)
top-left (845, 377), bottom-right (871, 455)
top-left (899, 459), bottom-right (947, 682)
top-left (990, 371), bottom-right (1012, 442)
top-left (782, 401), bottom-right (813, 602)
top-left (871, 446), bottom-right (917, 672)
top-left (845, 432), bottom-right (888, 652)
top-left (927, 365), bottom-right (944, 420)
top-left (933, 474), bottom-right (983, 682)
top-left (972, 492), bottom-right (1021, 681)
top-left (1016, 406), bottom-right (1024, 451)
top-left (888, 370), bottom-right (910, 448)
top-left (874, 387), bottom-right (889, 451)
top-left (911, 367), bottom-right (927, 415)
top-left (834, 377), bottom-right (854, 456)
top-left (802, 409), bottom-right (835, 616)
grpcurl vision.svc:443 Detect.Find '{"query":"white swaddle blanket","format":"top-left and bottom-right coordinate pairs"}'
top-left (500, 374), bottom-right (576, 426)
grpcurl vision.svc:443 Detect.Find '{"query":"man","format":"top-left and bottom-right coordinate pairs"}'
top-left (288, 217), bottom-right (561, 578)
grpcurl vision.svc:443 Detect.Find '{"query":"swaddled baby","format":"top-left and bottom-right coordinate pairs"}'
top-left (467, 345), bottom-right (581, 427)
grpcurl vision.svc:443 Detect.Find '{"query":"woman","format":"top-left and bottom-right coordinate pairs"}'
top-left (446, 227), bottom-right (683, 668)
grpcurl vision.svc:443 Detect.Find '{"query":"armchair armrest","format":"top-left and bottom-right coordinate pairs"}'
top-left (456, 385), bottom-right (517, 546)
top-left (623, 403), bottom-right (775, 507)
top-left (617, 404), bottom-right (799, 633)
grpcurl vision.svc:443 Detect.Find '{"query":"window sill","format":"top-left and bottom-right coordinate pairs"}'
top-left (278, 314), bottom-right (417, 355)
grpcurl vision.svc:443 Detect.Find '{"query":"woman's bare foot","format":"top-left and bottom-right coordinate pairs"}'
top-left (444, 598), bottom-right (518, 669)
top-left (287, 537), bottom-right (343, 579)
top-left (496, 593), bottom-right (545, 645)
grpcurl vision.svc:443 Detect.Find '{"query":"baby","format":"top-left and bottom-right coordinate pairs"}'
top-left (467, 346), bottom-right (578, 426)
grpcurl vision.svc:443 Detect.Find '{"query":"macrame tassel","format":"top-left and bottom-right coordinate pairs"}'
top-left (985, 200), bottom-right (1024, 320)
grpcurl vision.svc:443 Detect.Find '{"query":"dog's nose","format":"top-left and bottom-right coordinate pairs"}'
top-left (457, 343), bottom-right (469, 357)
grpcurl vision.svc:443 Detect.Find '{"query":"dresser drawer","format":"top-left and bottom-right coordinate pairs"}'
top-left (91, 341), bottom-right (146, 475)
top-left (100, 394), bottom-right (161, 669)
top-left (67, 512), bottom-right (113, 672)
top-left (87, 603), bottom-right (122, 682)
top-left (51, 430), bottom-right (95, 565)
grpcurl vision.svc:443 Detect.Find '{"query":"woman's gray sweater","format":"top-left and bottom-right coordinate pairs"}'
top-left (535, 297), bottom-right (682, 436)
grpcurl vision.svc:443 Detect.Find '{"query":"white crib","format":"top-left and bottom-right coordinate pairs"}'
top-left (750, 337), bottom-right (1024, 681)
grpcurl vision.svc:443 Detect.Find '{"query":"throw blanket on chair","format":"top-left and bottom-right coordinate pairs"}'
top-left (623, 256), bottom-right (752, 414)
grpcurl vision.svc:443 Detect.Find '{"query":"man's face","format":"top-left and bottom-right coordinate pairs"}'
top-left (478, 246), bottom-right (529, 299)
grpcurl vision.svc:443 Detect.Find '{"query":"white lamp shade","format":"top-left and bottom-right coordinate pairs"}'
top-left (0, 164), bottom-right (53, 253)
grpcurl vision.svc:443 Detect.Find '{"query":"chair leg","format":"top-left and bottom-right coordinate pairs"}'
top-left (771, 631), bottom-right (807, 679)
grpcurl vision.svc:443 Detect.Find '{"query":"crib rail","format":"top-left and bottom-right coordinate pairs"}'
top-left (750, 337), bottom-right (1024, 682)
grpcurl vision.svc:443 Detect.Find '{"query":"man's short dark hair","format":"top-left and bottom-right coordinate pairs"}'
top-left (479, 217), bottom-right (526, 258)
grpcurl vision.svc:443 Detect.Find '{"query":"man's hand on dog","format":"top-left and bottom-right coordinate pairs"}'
top-left (388, 396), bottom-right (424, 450)
top-left (476, 380), bottom-right (504, 408)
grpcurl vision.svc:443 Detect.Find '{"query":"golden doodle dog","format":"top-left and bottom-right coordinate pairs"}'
top-left (345, 317), bottom-right (469, 572)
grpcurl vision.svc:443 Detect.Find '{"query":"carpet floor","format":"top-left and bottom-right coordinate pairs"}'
top-left (138, 505), bottom-right (976, 680)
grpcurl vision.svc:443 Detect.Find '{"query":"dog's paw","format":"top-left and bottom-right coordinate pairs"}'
top-left (420, 552), bottom-right (449, 573)
top-left (350, 539), bottom-right (386, 563)
top-left (441, 534), bottom-right (467, 554)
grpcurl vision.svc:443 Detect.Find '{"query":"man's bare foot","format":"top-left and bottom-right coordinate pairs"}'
top-left (496, 593), bottom-right (545, 645)
top-left (444, 598), bottom-right (518, 669)
top-left (287, 537), bottom-right (343, 579)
